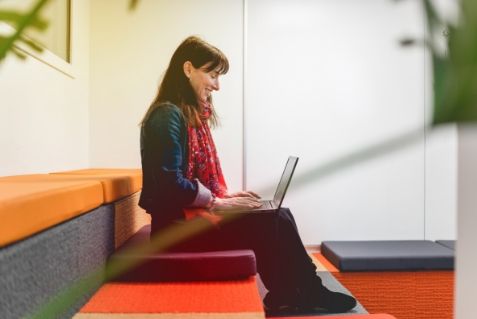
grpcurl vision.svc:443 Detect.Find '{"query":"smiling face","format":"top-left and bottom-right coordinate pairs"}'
top-left (184, 61), bottom-right (221, 103)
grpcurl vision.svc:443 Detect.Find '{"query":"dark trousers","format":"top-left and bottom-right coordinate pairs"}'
top-left (151, 208), bottom-right (319, 298)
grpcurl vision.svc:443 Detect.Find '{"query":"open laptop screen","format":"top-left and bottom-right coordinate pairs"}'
top-left (272, 156), bottom-right (299, 208)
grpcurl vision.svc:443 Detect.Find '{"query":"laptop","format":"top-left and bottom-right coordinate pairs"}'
top-left (214, 156), bottom-right (299, 213)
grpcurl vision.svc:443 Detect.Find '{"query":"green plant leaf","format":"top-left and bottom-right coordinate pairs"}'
top-left (0, 0), bottom-right (50, 62)
top-left (0, 11), bottom-right (24, 23)
top-left (129, 0), bottom-right (139, 10)
top-left (11, 47), bottom-right (27, 59)
top-left (19, 34), bottom-right (43, 52)
top-left (423, 0), bottom-right (444, 32)
top-left (0, 10), bottom-right (48, 30)
top-left (431, 0), bottom-right (477, 124)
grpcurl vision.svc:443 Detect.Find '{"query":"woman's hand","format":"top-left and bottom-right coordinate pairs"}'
top-left (212, 196), bottom-right (262, 211)
top-left (198, 210), bottom-right (223, 227)
top-left (224, 191), bottom-right (261, 199)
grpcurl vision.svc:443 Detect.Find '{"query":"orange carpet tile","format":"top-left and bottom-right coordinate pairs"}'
top-left (75, 277), bottom-right (264, 318)
top-left (313, 253), bottom-right (454, 319)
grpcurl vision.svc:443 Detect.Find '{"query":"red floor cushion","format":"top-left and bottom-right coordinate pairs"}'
top-left (108, 225), bottom-right (257, 281)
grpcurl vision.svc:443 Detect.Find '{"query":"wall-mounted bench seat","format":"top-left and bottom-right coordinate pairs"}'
top-left (50, 169), bottom-right (148, 248)
top-left (0, 169), bottom-right (144, 319)
top-left (51, 168), bottom-right (143, 204)
top-left (0, 176), bottom-right (104, 247)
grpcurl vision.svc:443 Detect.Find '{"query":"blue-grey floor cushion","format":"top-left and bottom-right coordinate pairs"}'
top-left (321, 240), bottom-right (455, 271)
top-left (436, 240), bottom-right (456, 250)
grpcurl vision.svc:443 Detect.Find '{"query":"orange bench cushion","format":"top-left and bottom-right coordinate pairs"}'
top-left (0, 178), bottom-right (103, 247)
top-left (52, 169), bottom-right (142, 201)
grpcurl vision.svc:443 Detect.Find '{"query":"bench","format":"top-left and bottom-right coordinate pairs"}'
top-left (0, 169), bottom-right (147, 318)
top-left (0, 169), bottom-right (264, 318)
top-left (0, 177), bottom-right (109, 317)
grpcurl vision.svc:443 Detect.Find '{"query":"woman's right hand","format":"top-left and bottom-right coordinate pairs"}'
top-left (212, 196), bottom-right (262, 211)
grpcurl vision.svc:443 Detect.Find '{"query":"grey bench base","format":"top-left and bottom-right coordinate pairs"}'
top-left (0, 204), bottom-right (114, 319)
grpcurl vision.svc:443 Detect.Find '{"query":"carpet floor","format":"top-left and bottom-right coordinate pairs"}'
top-left (313, 253), bottom-right (454, 319)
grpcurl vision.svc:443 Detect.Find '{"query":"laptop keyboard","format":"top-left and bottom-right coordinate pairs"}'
top-left (260, 200), bottom-right (273, 209)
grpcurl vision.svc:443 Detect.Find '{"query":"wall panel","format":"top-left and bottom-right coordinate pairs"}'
top-left (246, 0), bottom-right (427, 244)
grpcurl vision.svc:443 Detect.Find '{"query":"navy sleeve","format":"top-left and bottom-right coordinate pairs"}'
top-left (146, 105), bottom-right (199, 207)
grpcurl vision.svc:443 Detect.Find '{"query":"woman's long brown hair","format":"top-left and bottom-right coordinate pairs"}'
top-left (140, 36), bottom-right (229, 128)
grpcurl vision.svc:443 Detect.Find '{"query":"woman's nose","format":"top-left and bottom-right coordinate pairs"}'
top-left (213, 79), bottom-right (220, 91)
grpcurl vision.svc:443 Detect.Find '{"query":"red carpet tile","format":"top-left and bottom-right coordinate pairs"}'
top-left (313, 253), bottom-right (454, 319)
top-left (75, 314), bottom-right (263, 318)
top-left (267, 314), bottom-right (395, 319)
top-left (79, 277), bottom-right (263, 314)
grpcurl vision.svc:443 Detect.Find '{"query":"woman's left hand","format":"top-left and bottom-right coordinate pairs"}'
top-left (198, 210), bottom-right (223, 228)
top-left (225, 191), bottom-right (261, 199)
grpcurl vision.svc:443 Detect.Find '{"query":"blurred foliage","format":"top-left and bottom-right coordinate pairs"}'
top-left (0, 0), bottom-right (139, 62)
top-left (129, 0), bottom-right (140, 11)
top-left (0, 0), bottom-right (49, 60)
top-left (412, 0), bottom-right (477, 124)
top-left (430, 0), bottom-right (477, 124)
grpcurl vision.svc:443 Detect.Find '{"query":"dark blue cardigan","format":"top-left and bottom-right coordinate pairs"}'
top-left (139, 103), bottom-right (201, 222)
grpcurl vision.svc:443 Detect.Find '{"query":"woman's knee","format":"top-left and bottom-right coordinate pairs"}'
top-left (278, 207), bottom-right (295, 222)
top-left (277, 207), bottom-right (298, 230)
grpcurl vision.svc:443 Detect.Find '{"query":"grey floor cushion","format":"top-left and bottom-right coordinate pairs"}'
top-left (436, 240), bottom-right (456, 250)
top-left (321, 240), bottom-right (455, 271)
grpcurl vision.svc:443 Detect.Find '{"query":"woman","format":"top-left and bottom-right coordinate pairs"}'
top-left (139, 36), bottom-right (356, 313)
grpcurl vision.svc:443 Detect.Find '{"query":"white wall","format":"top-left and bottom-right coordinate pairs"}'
top-left (246, 0), bottom-right (428, 244)
top-left (425, 125), bottom-right (457, 240)
top-left (89, 0), bottom-right (244, 192)
top-left (0, 0), bottom-right (91, 176)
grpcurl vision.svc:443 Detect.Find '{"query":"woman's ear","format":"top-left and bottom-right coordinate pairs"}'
top-left (183, 61), bottom-right (192, 79)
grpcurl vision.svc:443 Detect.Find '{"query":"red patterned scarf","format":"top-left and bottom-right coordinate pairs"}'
top-left (185, 101), bottom-right (228, 198)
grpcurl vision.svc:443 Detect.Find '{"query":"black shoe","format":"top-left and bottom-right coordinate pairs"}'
top-left (263, 290), bottom-right (300, 314)
top-left (301, 285), bottom-right (357, 313)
